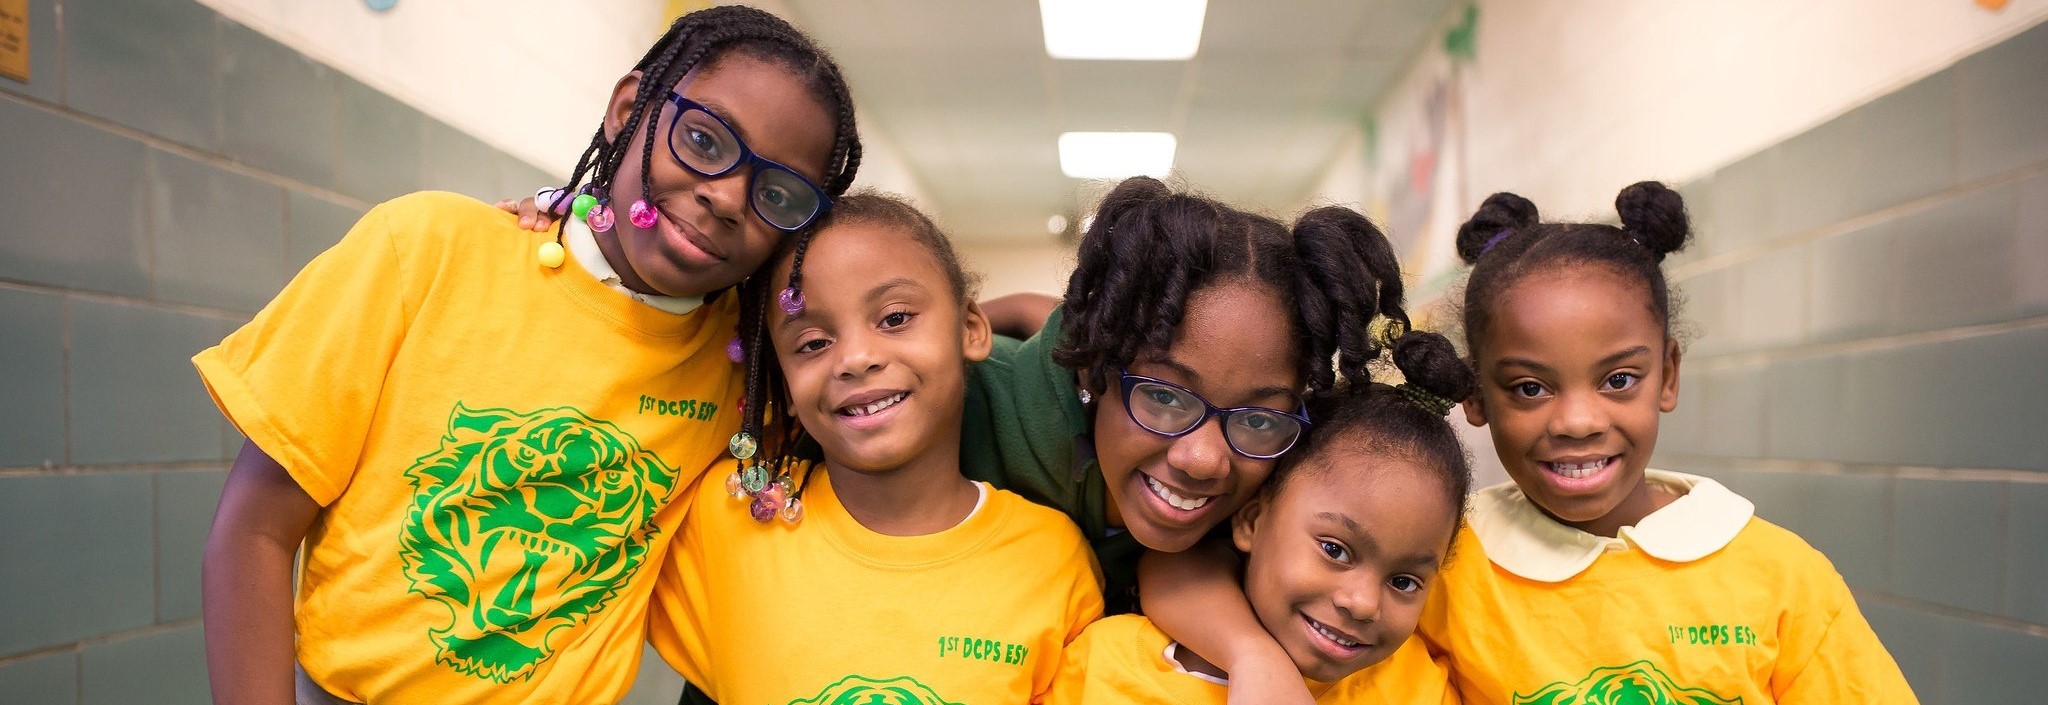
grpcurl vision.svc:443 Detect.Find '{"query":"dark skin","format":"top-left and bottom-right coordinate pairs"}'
top-left (1147, 268), bottom-right (1686, 704)
top-left (203, 442), bottom-right (321, 705)
top-left (978, 292), bottom-right (1059, 340)
top-left (764, 219), bottom-right (993, 536)
top-left (205, 56), bottom-right (842, 705)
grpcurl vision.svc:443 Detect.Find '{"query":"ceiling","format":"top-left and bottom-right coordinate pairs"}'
top-left (782, 0), bottom-right (1456, 243)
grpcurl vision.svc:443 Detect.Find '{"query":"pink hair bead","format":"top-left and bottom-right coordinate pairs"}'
top-left (629, 199), bottom-right (658, 229)
top-left (586, 204), bottom-right (614, 232)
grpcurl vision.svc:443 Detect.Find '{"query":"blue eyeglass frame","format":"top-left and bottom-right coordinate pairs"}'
top-left (664, 91), bottom-right (834, 232)
top-left (1116, 368), bottom-right (1313, 460)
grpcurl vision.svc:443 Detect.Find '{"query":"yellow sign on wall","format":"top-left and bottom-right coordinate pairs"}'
top-left (0, 0), bottom-right (27, 83)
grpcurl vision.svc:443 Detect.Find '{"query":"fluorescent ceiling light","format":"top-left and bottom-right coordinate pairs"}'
top-left (1040, 0), bottom-right (1207, 60)
top-left (1059, 132), bottom-right (1177, 179)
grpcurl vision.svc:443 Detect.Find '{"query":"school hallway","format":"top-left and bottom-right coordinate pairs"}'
top-left (2, 1), bottom-right (2046, 703)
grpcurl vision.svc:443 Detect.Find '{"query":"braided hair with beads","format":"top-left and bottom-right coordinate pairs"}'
top-left (546, 6), bottom-right (864, 520)
top-left (552, 5), bottom-right (862, 233)
top-left (721, 193), bottom-right (981, 524)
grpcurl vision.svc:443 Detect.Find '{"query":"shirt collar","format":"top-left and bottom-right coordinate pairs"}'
top-left (1468, 469), bottom-right (1754, 583)
top-left (563, 215), bottom-right (704, 315)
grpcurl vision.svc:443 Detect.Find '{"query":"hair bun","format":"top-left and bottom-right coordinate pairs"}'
top-left (1293, 206), bottom-right (1409, 331)
top-left (1088, 176), bottom-right (1173, 236)
top-left (1614, 181), bottom-right (1691, 260)
top-left (1288, 206), bottom-right (1409, 392)
top-left (1391, 330), bottom-right (1476, 407)
top-left (1455, 192), bottom-right (1540, 264)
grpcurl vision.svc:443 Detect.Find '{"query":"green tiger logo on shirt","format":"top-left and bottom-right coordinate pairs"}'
top-left (398, 403), bottom-right (681, 683)
top-left (1514, 660), bottom-right (1743, 705)
top-left (788, 675), bottom-right (963, 705)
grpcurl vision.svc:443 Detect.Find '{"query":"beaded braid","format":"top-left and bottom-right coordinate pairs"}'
top-left (723, 194), bottom-right (983, 523)
top-left (550, 6), bottom-right (863, 247)
top-left (538, 6), bottom-right (867, 523)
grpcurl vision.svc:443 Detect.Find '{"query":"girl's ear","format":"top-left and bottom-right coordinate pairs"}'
top-left (1230, 492), bottom-right (1268, 554)
top-left (602, 70), bottom-right (645, 144)
top-left (1460, 394), bottom-right (1489, 428)
top-left (1658, 337), bottom-right (1682, 413)
top-left (960, 301), bottom-right (994, 363)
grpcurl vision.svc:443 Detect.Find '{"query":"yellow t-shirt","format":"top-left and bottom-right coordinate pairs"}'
top-left (1419, 472), bottom-right (1919, 705)
top-left (649, 464), bottom-right (1105, 704)
top-left (193, 192), bottom-right (743, 705)
top-left (1046, 614), bottom-right (1457, 705)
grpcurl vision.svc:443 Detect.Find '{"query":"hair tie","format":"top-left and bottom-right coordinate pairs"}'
top-left (1481, 229), bottom-right (1511, 256)
top-left (1395, 383), bottom-right (1455, 417)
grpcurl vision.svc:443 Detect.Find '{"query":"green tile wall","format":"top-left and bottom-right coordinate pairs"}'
top-left (1657, 18), bottom-right (2048, 705)
top-left (0, 3), bottom-right (562, 701)
top-left (0, 473), bottom-right (154, 655)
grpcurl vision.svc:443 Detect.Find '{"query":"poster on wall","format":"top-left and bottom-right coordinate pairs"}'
top-left (0, 0), bottom-right (28, 83)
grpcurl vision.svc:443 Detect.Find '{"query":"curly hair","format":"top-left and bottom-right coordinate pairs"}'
top-left (1051, 177), bottom-right (1408, 399)
top-left (1267, 330), bottom-right (1477, 552)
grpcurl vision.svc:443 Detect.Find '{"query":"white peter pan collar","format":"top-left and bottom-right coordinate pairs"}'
top-left (1468, 470), bottom-right (1755, 583)
top-left (563, 215), bottom-right (704, 315)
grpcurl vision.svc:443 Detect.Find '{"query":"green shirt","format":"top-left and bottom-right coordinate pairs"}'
top-left (960, 309), bottom-right (1144, 614)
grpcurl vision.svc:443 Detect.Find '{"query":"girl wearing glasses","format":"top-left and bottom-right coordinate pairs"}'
top-left (194, 8), bottom-right (859, 705)
top-left (513, 137), bottom-right (1404, 701)
top-left (960, 176), bottom-right (1411, 700)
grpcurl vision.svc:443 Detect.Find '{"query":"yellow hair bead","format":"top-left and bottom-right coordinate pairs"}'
top-left (537, 241), bottom-right (565, 269)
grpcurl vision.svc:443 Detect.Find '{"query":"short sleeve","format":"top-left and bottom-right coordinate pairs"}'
top-left (1040, 621), bottom-right (1097, 705)
top-left (1772, 593), bottom-right (1920, 704)
top-left (1033, 527), bottom-right (1106, 702)
top-left (192, 203), bottom-right (415, 505)
top-left (644, 473), bottom-right (723, 689)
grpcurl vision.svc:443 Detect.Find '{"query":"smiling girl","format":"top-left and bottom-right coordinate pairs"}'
top-left (1049, 331), bottom-right (1473, 704)
top-left (193, 8), bottom-right (859, 705)
top-left (647, 193), bottom-right (1101, 704)
top-left (1421, 182), bottom-right (1916, 703)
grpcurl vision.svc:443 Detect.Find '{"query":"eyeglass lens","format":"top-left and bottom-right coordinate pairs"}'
top-left (669, 106), bottom-right (822, 231)
top-left (1126, 381), bottom-right (1302, 457)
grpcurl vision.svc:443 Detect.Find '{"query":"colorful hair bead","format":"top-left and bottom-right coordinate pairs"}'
top-left (725, 471), bottom-right (746, 500)
top-left (748, 494), bottom-right (778, 523)
top-left (780, 497), bottom-right (804, 524)
top-left (729, 432), bottom-right (758, 460)
top-left (757, 483), bottom-right (787, 511)
top-left (536, 188), bottom-right (568, 216)
top-left (727, 336), bottom-right (744, 363)
top-left (740, 464), bottom-right (770, 493)
top-left (586, 204), bottom-right (615, 233)
top-left (536, 241), bottom-right (565, 269)
top-left (629, 199), bottom-right (659, 229)
top-left (777, 287), bottom-right (805, 317)
top-left (571, 193), bottom-right (598, 219)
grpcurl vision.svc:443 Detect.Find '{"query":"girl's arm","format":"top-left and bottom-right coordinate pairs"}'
top-left (979, 293), bottom-right (1060, 339)
top-left (203, 441), bottom-right (321, 705)
top-left (1138, 542), bottom-right (1314, 705)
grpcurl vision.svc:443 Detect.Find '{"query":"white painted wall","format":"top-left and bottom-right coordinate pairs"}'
top-left (956, 240), bottom-right (1076, 299)
top-left (197, 0), bottom-right (666, 175)
top-left (1311, 0), bottom-right (2048, 284)
top-left (1304, 0), bottom-right (2048, 495)
top-left (196, 0), bottom-right (933, 200)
